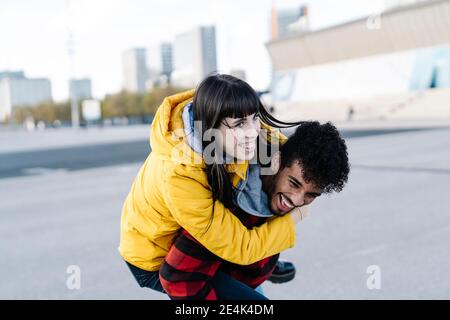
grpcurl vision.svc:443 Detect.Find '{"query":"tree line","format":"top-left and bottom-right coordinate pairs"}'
top-left (11, 86), bottom-right (188, 125)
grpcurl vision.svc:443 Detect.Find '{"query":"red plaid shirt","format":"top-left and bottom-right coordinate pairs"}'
top-left (159, 205), bottom-right (279, 300)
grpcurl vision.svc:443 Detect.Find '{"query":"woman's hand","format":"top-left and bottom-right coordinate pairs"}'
top-left (289, 206), bottom-right (309, 224)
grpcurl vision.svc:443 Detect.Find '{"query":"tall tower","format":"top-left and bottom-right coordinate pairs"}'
top-left (172, 26), bottom-right (217, 88)
top-left (122, 48), bottom-right (148, 93)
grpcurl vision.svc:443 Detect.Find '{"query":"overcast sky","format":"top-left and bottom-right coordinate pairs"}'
top-left (0, 0), bottom-right (384, 101)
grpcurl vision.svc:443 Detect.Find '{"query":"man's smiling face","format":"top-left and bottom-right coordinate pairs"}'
top-left (266, 161), bottom-right (323, 216)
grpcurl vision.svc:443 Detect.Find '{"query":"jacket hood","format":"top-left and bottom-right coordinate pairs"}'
top-left (150, 89), bottom-right (202, 166)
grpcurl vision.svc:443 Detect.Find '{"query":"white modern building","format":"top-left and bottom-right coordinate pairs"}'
top-left (172, 26), bottom-right (217, 88)
top-left (122, 48), bottom-right (148, 94)
top-left (265, 0), bottom-right (450, 121)
top-left (0, 71), bottom-right (52, 122)
top-left (69, 78), bottom-right (92, 102)
top-left (229, 69), bottom-right (247, 81)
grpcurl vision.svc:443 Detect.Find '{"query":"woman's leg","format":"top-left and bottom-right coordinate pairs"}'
top-left (126, 260), bottom-right (267, 299)
top-left (211, 271), bottom-right (268, 300)
top-left (125, 261), bottom-right (165, 293)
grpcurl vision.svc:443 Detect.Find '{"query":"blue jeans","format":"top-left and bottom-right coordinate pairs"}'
top-left (125, 261), bottom-right (267, 300)
top-left (211, 271), bottom-right (268, 300)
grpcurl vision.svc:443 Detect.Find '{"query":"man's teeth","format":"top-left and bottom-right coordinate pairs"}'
top-left (281, 194), bottom-right (294, 209)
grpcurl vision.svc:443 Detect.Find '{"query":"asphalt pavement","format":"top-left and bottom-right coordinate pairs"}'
top-left (0, 124), bottom-right (449, 299)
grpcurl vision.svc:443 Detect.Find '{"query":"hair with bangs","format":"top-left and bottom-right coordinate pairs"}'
top-left (192, 73), bottom-right (305, 233)
top-left (192, 74), bottom-right (259, 132)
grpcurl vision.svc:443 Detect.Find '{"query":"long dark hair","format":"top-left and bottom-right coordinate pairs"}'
top-left (192, 73), bottom-right (304, 229)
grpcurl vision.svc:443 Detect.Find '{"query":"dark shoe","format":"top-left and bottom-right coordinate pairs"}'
top-left (268, 260), bottom-right (296, 284)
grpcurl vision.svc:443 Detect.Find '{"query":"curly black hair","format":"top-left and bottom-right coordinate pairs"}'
top-left (279, 121), bottom-right (350, 193)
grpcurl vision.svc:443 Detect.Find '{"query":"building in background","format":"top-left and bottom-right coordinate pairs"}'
top-left (271, 3), bottom-right (310, 40)
top-left (0, 71), bottom-right (52, 122)
top-left (0, 71), bottom-right (25, 80)
top-left (229, 69), bottom-right (247, 81)
top-left (384, 0), bottom-right (431, 10)
top-left (147, 42), bottom-right (173, 88)
top-left (122, 48), bottom-right (148, 94)
top-left (265, 0), bottom-right (450, 121)
top-left (172, 25), bottom-right (217, 88)
top-left (161, 42), bottom-right (173, 84)
top-left (69, 78), bottom-right (92, 102)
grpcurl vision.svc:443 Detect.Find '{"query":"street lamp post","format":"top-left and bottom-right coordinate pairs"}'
top-left (66, 0), bottom-right (79, 129)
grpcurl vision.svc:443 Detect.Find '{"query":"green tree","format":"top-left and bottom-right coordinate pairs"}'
top-left (12, 85), bottom-right (190, 124)
top-left (102, 86), bottom-right (188, 119)
top-left (12, 100), bottom-right (71, 124)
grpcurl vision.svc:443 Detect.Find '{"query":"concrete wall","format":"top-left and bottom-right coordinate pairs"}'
top-left (273, 87), bottom-right (450, 122)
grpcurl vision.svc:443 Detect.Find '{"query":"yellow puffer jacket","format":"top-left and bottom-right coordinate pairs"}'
top-left (119, 89), bottom-right (296, 271)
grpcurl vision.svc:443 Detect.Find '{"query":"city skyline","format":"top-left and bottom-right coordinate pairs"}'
top-left (0, 0), bottom-right (384, 101)
top-left (171, 25), bottom-right (217, 88)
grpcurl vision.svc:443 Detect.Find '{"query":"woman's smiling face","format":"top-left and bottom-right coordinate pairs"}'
top-left (217, 113), bottom-right (261, 161)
